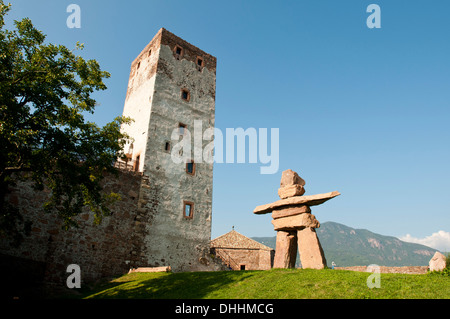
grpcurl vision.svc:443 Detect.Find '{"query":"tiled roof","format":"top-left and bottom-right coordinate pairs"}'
top-left (210, 230), bottom-right (273, 251)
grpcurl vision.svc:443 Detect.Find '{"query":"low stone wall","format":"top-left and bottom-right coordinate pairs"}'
top-left (334, 266), bottom-right (429, 274)
top-left (0, 170), bottom-right (146, 292)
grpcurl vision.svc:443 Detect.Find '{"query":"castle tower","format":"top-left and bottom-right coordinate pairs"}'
top-left (120, 28), bottom-right (216, 272)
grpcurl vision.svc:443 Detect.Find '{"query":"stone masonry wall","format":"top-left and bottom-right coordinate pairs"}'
top-left (215, 248), bottom-right (273, 271)
top-left (0, 170), bottom-right (146, 288)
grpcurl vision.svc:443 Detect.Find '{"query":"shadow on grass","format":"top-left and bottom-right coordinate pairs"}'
top-left (85, 271), bottom-right (256, 299)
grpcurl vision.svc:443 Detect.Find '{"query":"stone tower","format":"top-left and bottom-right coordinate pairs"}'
top-left (120, 28), bottom-right (216, 272)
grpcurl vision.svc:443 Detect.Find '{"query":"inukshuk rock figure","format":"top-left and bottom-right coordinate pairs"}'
top-left (253, 169), bottom-right (340, 269)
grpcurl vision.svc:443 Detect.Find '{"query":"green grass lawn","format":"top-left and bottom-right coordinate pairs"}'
top-left (79, 268), bottom-right (450, 299)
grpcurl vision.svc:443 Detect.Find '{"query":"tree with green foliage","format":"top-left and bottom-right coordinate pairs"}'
top-left (0, 2), bottom-right (132, 245)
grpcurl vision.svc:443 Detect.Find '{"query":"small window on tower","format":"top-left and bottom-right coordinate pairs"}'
top-left (137, 62), bottom-right (141, 69)
top-left (174, 45), bottom-right (183, 60)
top-left (186, 160), bottom-right (195, 175)
top-left (183, 201), bottom-right (194, 219)
top-left (179, 123), bottom-right (187, 135)
top-left (164, 141), bottom-right (171, 152)
top-left (181, 88), bottom-right (190, 101)
top-left (196, 57), bottom-right (204, 71)
top-left (148, 49), bottom-right (152, 57)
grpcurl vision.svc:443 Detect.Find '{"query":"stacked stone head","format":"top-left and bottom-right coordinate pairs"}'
top-left (253, 169), bottom-right (340, 269)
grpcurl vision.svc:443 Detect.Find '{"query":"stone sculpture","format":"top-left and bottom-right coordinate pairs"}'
top-left (429, 251), bottom-right (447, 272)
top-left (253, 169), bottom-right (340, 269)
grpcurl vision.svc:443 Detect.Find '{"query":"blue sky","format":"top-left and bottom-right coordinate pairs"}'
top-left (7, 1), bottom-right (450, 250)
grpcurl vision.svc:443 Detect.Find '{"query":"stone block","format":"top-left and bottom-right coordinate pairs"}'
top-left (273, 231), bottom-right (297, 269)
top-left (128, 266), bottom-right (171, 273)
top-left (271, 213), bottom-right (320, 231)
top-left (429, 252), bottom-right (447, 272)
top-left (280, 169), bottom-right (305, 187)
top-left (253, 191), bottom-right (341, 215)
top-left (278, 184), bottom-right (305, 199)
top-left (272, 205), bottom-right (311, 219)
top-left (297, 227), bottom-right (327, 269)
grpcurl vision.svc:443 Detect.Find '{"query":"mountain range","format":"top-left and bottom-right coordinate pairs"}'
top-left (252, 221), bottom-right (439, 267)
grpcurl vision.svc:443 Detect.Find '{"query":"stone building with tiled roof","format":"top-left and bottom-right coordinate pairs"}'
top-left (210, 229), bottom-right (274, 270)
